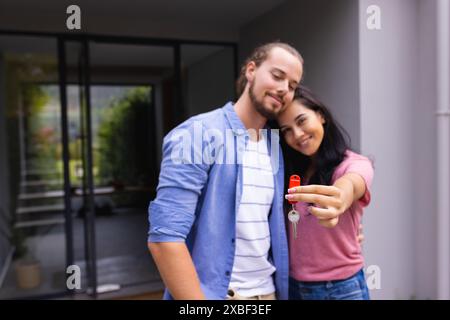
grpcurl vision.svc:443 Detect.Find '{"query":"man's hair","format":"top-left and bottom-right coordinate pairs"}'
top-left (236, 42), bottom-right (304, 97)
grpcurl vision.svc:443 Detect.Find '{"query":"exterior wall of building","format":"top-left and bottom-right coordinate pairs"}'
top-left (239, 0), bottom-right (361, 150)
top-left (359, 0), bottom-right (419, 299)
top-left (413, 0), bottom-right (440, 300)
top-left (185, 47), bottom-right (235, 117)
top-left (240, 0), bottom-right (445, 299)
top-left (0, 2), bottom-right (238, 42)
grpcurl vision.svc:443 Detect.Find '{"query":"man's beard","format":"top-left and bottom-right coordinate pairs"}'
top-left (248, 81), bottom-right (280, 120)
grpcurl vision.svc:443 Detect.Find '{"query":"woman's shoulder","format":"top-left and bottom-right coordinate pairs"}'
top-left (343, 149), bottom-right (372, 163)
top-left (334, 149), bottom-right (374, 177)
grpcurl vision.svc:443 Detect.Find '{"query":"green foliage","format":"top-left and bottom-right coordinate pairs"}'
top-left (96, 87), bottom-right (151, 187)
top-left (10, 229), bottom-right (28, 260)
top-left (23, 84), bottom-right (50, 116)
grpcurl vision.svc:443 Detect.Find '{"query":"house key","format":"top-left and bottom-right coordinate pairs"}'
top-left (288, 175), bottom-right (301, 239)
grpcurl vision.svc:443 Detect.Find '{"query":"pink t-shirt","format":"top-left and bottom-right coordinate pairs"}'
top-left (289, 150), bottom-right (374, 281)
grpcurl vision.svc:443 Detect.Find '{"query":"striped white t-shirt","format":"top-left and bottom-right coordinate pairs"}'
top-left (229, 136), bottom-right (276, 297)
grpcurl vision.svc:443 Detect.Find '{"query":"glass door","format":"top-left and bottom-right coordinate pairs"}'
top-left (85, 41), bottom-right (174, 295)
top-left (1, 33), bottom-right (237, 299)
top-left (0, 35), bottom-right (68, 299)
top-left (61, 39), bottom-right (98, 297)
top-left (61, 40), bottom-right (177, 297)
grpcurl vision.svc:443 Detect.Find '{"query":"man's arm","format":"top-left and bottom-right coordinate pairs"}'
top-left (148, 242), bottom-right (205, 299)
top-left (148, 121), bottom-right (212, 299)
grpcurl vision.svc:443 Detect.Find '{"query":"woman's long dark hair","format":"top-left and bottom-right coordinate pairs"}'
top-left (273, 85), bottom-right (352, 191)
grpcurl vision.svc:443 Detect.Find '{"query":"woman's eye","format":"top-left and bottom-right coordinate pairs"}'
top-left (273, 73), bottom-right (282, 80)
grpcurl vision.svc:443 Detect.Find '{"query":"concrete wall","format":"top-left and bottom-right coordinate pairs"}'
top-left (413, 0), bottom-right (439, 300)
top-left (185, 47), bottom-right (235, 117)
top-left (240, 0), bottom-right (444, 299)
top-left (239, 0), bottom-right (361, 150)
top-left (359, 0), bottom-right (442, 299)
top-left (0, 2), bottom-right (238, 42)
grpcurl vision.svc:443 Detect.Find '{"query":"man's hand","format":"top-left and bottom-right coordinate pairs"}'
top-left (148, 242), bottom-right (206, 300)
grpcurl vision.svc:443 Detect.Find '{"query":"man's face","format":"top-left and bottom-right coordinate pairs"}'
top-left (247, 47), bottom-right (303, 120)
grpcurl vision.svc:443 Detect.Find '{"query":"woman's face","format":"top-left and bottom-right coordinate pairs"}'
top-left (277, 100), bottom-right (325, 157)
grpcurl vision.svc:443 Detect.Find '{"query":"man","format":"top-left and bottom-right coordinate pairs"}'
top-left (148, 42), bottom-right (304, 300)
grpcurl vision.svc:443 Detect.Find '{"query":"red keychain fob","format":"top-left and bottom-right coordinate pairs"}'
top-left (288, 175), bottom-right (301, 204)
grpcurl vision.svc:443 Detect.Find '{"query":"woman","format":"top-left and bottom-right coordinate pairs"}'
top-left (276, 85), bottom-right (374, 300)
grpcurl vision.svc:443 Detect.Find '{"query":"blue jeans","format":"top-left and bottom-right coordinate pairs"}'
top-left (289, 269), bottom-right (370, 300)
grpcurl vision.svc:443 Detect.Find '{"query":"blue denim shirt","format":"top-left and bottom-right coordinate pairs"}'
top-left (148, 102), bottom-right (289, 300)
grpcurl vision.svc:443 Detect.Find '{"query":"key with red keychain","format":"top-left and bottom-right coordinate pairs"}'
top-left (288, 175), bottom-right (301, 239)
